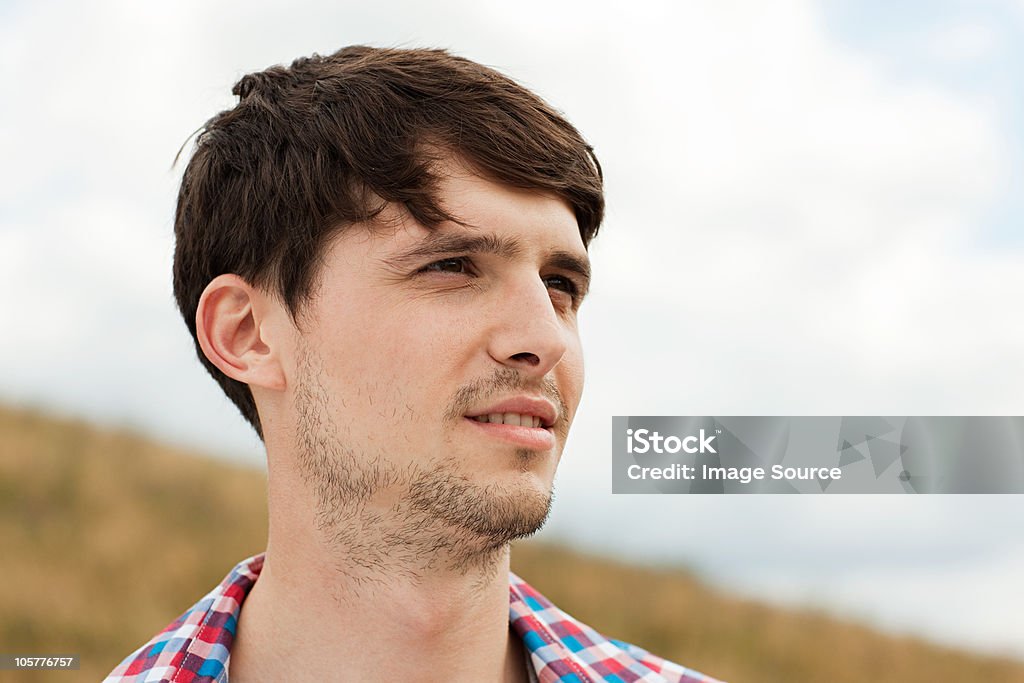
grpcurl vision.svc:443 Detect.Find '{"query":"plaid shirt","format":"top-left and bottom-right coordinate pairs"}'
top-left (105, 554), bottom-right (721, 682)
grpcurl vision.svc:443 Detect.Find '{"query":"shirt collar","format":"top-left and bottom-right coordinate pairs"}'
top-left (108, 553), bottom-right (717, 682)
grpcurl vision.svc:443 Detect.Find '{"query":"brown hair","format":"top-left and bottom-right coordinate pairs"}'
top-left (173, 45), bottom-right (604, 438)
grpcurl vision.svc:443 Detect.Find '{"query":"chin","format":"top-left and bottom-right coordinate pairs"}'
top-left (410, 464), bottom-right (555, 548)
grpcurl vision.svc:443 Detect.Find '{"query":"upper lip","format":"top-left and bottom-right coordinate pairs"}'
top-left (465, 396), bottom-right (558, 429)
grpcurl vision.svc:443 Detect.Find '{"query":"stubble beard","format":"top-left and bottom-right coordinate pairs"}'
top-left (291, 343), bottom-right (561, 578)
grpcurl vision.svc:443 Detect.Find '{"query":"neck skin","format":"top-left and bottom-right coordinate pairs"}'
top-left (228, 451), bottom-right (531, 683)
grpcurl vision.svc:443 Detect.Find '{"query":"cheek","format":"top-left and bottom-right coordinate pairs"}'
top-left (559, 343), bottom-right (586, 418)
top-left (315, 307), bottom-right (474, 405)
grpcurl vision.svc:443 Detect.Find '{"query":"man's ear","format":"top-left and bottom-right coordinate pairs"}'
top-left (195, 274), bottom-right (287, 392)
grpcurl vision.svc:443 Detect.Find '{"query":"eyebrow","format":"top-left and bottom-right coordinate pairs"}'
top-left (390, 232), bottom-right (525, 263)
top-left (388, 231), bottom-right (592, 294)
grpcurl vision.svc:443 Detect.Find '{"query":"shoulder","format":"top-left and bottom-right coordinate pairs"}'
top-left (509, 572), bottom-right (724, 683)
top-left (103, 554), bottom-right (264, 683)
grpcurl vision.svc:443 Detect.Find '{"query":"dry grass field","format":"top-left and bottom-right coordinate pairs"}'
top-left (1, 403), bottom-right (1021, 682)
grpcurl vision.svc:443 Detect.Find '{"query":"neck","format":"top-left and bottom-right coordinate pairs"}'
top-left (229, 466), bottom-right (530, 683)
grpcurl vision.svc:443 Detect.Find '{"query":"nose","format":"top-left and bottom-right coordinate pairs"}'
top-left (486, 276), bottom-right (571, 379)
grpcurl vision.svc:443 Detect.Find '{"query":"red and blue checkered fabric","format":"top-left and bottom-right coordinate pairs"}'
top-left (509, 575), bottom-right (719, 682)
top-left (105, 554), bottom-right (721, 682)
top-left (104, 555), bottom-right (260, 682)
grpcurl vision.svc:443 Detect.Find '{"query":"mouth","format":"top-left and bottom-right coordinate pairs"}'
top-left (461, 413), bottom-right (556, 451)
top-left (463, 396), bottom-right (558, 429)
top-left (462, 396), bottom-right (559, 450)
top-left (467, 413), bottom-right (550, 429)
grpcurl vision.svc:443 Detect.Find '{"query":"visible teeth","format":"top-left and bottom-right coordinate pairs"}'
top-left (472, 413), bottom-right (544, 427)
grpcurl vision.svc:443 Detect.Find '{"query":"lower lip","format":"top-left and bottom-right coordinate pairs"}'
top-left (463, 418), bottom-right (556, 450)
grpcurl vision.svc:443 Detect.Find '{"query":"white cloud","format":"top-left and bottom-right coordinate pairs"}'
top-left (921, 21), bottom-right (1001, 65)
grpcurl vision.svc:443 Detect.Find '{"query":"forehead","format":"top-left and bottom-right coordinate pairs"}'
top-left (330, 161), bottom-right (587, 262)
top-left (437, 164), bottom-right (582, 246)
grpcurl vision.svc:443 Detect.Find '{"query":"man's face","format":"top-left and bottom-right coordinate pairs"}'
top-left (284, 160), bottom-right (590, 551)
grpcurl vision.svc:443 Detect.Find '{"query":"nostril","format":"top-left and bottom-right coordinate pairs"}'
top-left (510, 352), bottom-right (541, 366)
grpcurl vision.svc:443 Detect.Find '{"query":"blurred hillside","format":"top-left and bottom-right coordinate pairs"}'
top-left (1, 404), bottom-right (1022, 682)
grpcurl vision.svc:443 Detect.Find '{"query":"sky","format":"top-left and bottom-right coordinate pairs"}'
top-left (2, 0), bottom-right (1023, 661)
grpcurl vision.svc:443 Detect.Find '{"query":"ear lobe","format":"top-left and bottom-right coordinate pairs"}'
top-left (196, 274), bottom-right (286, 392)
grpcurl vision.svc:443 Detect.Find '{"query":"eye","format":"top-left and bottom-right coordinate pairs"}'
top-left (419, 257), bottom-right (472, 275)
top-left (544, 274), bottom-right (580, 300)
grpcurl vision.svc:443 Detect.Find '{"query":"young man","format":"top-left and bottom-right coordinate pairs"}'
top-left (106, 46), bottom-right (719, 683)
